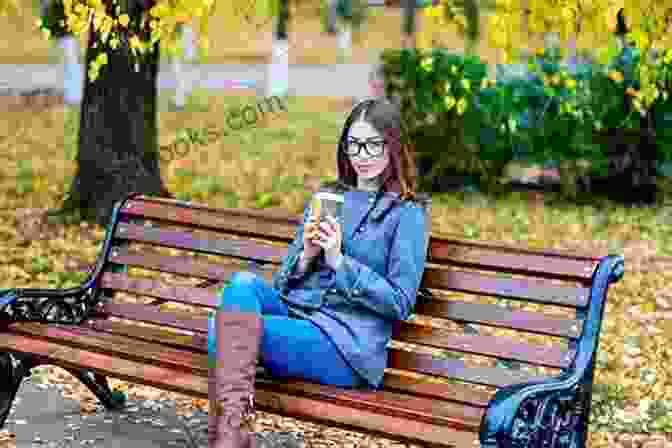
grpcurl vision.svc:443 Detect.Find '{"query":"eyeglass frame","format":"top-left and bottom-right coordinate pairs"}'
top-left (342, 136), bottom-right (387, 159)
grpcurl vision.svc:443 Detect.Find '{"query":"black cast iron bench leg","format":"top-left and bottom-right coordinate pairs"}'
top-left (0, 352), bottom-right (40, 429)
top-left (65, 369), bottom-right (126, 411)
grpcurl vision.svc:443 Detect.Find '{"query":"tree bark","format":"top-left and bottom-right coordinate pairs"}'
top-left (58, 1), bottom-right (172, 226)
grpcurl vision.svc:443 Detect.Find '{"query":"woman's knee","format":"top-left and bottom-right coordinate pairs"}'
top-left (217, 271), bottom-right (263, 312)
top-left (228, 271), bottom-right (261, 288)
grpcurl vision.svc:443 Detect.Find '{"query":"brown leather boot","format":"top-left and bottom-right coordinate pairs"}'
top-left (209, 312), bottom-right (263, 448)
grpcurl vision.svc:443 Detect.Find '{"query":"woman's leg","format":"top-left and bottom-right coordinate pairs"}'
top-left (260, 316), bottom-right (365, 389)
top-left (208, 270), bottom-right (288, 447)
top-left (208, 270), bottom-right (289, 362)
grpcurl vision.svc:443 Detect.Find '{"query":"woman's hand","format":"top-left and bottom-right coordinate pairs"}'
top-left (302, 216), bottom-right (323, 260)
top-left (313, 215), bottom-right (344, 270)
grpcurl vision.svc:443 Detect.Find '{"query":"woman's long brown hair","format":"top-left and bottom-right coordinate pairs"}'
top-left (336, 99), bottom-right (419, 202)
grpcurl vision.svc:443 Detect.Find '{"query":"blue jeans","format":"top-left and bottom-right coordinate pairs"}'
top-left (207, 271), bottom-right (364, 388)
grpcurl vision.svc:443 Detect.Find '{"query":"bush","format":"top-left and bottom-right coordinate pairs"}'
top-left (380, 46), bottom-right (672, 200)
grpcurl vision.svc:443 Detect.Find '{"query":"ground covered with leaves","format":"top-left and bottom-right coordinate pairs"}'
top-left (1, 95), bottom-right (672, 448)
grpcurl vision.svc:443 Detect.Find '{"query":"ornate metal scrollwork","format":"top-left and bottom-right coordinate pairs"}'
top-left (504, 382), bottom-right (590, 448)
top-left (0, 285), bottom-right (103, 325)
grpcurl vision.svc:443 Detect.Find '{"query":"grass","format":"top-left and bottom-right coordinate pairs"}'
top-left (1, 93), bottom-right (672, 446)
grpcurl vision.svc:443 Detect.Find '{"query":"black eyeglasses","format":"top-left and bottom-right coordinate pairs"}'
top-left (343, 137), bottom-right (386, 158)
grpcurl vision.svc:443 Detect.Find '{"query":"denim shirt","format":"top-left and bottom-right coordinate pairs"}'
top-left (272, 187), bottom-right (431, 389)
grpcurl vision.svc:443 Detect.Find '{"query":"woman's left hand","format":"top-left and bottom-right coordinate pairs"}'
top-left (312, 215), bottom-right (344, 270)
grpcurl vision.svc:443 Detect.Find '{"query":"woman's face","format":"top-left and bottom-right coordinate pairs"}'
top-left (346, 119), bottom-right (390, 180)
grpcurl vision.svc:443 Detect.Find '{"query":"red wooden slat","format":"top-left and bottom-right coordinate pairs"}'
top-left (423, 267), bottom-right (590, 308)
top-left (108, 247), bottom-right (276, 283)
top-left (114, 223), bottom-right (286, 263)
top-left (81, 319), bottom-right (495, 409)
top-left (257, 377), bottom-right (485, 428)
top-left (7, 322), bottom-right (207, 374)
top-left (129, 195), bottom-right (601, 282)
top-left (0, 332), bottom-right (480, 447)
top-left (394, 321), bottom-right (574, 368)
top-left (82, 319), bottom-right (208, 352)
top-left (121, 199), bottom-right (297, 243)
top-left (380, 371), bottom-right (493, 408)
top-left (428, 240), bottom-right (598, 282)
top-left (96, 302), bottom-right (209, 333)
top-left (100, 272), bottom-right (220, 308)
top-left (0, 332), bottom-right (208, 397)
top-left (414, 297), bottom-right (582, 339)
top-left (79, 319), bottom-right (493, 410)
top-left (387, 348), bottom-right (549, 388)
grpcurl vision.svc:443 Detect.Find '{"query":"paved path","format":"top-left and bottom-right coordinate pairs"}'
top-left (6, 375), bottom-right (305, 447)
top-left (0, 63), bottom-right (375, 98)
top-left (6, 377), bottom-right (203, 447)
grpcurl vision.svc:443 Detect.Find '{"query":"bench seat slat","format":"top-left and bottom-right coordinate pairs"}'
top-left (414, 297), bottom-right (582, 339)
top-left (115, 223), bottom-right (285, 264)
top-left (423, 268), bottom-right (590, 308)
top-left (83, 319), bottom-right (208, 352)
top-left (257, 378), bottom-right (485, 428)
top-left (380, 372), bottom-right (492, 408)
top-left (394, 321), bottom-right (574, 369)
top-left (0, 332), bottom-right (205, 397)
top-left (7, 322), bottom-right (206, 374)
top-left (81, 319), bottom-right (494, 409)
top-left (388, 349), bottom-right (550, 388)
top-left (101, 303), bottom-right (573, 368)
top-left (0, 332), bottom-right (483, 446)
top-left (92, 303), bottom-right (546, 388)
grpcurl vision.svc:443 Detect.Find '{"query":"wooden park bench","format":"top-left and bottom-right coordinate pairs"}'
top-left (0, 192), bottom-right (624, 447)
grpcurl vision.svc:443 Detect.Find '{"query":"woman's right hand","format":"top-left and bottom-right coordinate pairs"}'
top-left (302, 216), bottom-right (323, 259)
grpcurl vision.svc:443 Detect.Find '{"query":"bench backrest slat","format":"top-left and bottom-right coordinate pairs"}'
top-left (380, 371), bottom-right (492, 407)
top-left (414, 297), bottom-right (581, 339)
top-left (101, 272), bottom-right (220, 308)
top-left (84, 319), bottom-right (208, 352)
top-left (386, 349), bottom-right (550, 388)
top-left (115, 222), bottom-right (285, 264)
top-left (393, 321), bottom-right (573, 369)
top-left (97, 196), bottom-right (611, 408)
top-left (122, 197), bottom-right (601, 282)
top-left (98, 302), bottom-right (209, 333)
top-left (423, 268), bottom-right (590, 308)
top-left (109, 246), bottom-right (252, 281)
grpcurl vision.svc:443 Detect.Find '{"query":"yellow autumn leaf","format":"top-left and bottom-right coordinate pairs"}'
top-left (608, 70), bottom-right (624, 83)
top-left (118, 13), bottom-right (130, 27)
top-left (456, 97), bottom-right (468, 115)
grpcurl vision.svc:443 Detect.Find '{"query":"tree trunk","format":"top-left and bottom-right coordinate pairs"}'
top-left (401, 0), bottom-right (417, 49)
top-left (267, 0), bottom-right (290, 96)
top-left (58, 3), bottom-right (172, 226)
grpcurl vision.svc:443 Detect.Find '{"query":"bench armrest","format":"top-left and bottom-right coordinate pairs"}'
top-left (0, 280), bottom-right (103, 325)
top-left (1, 194), bottom-right (141, 326)
top-left (479, 254), bottom-right (624, 448)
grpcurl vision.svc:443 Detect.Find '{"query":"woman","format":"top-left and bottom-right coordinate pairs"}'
top-left (208, 98), bottom-right (431, 448)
